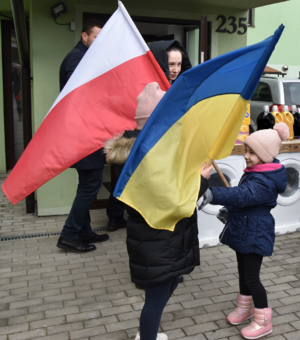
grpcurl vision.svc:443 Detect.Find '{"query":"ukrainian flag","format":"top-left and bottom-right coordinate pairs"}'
top-left (114, 25), bottom-right (284, 231)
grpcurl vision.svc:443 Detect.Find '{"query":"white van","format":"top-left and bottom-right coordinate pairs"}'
top-left (250, 77), bottom-right (300, 132)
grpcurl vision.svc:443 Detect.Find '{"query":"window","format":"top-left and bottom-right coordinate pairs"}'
top-left (283, 83), bottom-right (300, 106)
top-left (251, 82), bottom-right (272, 102)
top-left (280, 167), bottom-right (298, 198)
top-left (208, 173), bottom-right (231, 188)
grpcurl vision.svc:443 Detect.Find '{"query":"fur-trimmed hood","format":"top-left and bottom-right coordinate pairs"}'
top-left (104, 134), bottom-right (136, 164)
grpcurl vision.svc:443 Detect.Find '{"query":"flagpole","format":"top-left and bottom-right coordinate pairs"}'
top-left (212, 160), bottom-right (230, 188)
top-left (206, 158), bottom-right (213, 167)
top-left (205, 158), bottom-right (230, 188)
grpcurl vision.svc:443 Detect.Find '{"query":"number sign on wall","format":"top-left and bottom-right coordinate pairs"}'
top-left (216, 15), bottom-right (247, 35)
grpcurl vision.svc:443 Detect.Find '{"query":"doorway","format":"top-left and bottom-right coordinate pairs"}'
top-left (83, 12), bottom-right (211, 210)
top-left (1, 20), bottom-right (24, 170)
top-left (84, 13), bottom-right (211, 65)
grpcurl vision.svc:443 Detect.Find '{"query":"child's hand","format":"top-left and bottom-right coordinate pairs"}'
top-left (201, 162), bottom-right (213, 179)
top-left (217, 207), bottom-right (228, 224)
top-left (198, 189), bottom-right (213, 210)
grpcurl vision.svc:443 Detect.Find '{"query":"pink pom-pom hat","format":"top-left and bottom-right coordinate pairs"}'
top-left (274, 122), bottom-right (289, 141)
top-left (244, 122), bottom-right (289, 163)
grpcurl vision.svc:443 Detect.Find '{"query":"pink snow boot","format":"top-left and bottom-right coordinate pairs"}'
top-left (226, 293), bottom-right (254, 325)
top-left (240, 307), bottom-right (272, 339)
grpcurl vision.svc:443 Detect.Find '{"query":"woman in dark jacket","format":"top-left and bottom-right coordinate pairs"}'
top-left (149, 40), bottom-right (192, 286)
top-left (106, 40), bottom-right (192, 232)
top-left (105, 82), bottom-right (213, 340)
top-left (149, 40), bottom-right (192, 84)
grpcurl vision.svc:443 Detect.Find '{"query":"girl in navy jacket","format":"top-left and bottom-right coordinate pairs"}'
top-left (199, 123), bottom-right (288, 340)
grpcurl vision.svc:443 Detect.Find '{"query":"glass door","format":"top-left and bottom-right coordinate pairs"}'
top-left (2, 20), bottom-right (24, 170)
top-left (186, 27), bottom-right (200, 66)
top-left (11, 32), bottom-right (24, 161)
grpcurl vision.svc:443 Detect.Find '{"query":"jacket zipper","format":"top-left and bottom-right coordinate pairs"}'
top-left (238, 174), bottom-right (247, 186)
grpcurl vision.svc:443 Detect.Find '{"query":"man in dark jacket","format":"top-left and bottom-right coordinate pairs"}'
top-left (57, 19), bottom-right (109, 253)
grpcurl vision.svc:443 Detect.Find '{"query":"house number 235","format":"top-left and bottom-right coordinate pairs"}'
top-left (216, 15), bottom-right (247, 34)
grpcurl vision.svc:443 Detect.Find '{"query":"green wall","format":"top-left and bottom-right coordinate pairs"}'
top-left (2, 0), bottom-right (247, 215)
top-left (247, 0), bottom-right (300, 78)
top-left (0, 20), bottom-right (6, 173)
top-left (209, 10), bottom-right (248, 57)
top-left (31, 0), bottom-right (78, 215)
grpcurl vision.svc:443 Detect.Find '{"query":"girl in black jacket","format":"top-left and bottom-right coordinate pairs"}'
top-left (105, 82), bottom-right (213, 340)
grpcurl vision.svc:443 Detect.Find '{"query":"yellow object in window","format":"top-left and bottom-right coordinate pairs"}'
top-left (237, 134), bottom-right (247, 142)
top-left (240, 125), bottom-right (249, 133)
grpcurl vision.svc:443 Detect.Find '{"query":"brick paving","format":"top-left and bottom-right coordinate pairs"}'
top-left (1, 173), bottom-right (300, 339)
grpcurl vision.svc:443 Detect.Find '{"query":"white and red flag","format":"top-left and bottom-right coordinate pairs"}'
top-left (3, 1), bottom-right (170, 204)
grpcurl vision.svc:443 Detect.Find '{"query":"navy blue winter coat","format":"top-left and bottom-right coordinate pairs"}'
top-left (59, 41), bottom-right (105, 170)
top-left (211, 160), bottom-right (287, 257)
top-left (60, 41), bottom-right (86, 92)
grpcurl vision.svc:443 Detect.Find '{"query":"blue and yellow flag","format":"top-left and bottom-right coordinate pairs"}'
top-left (114, 25), bottom-right (284, 231)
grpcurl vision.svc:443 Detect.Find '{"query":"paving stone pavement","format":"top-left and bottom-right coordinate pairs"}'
top-left (1, 173), bottom-right (300, 340)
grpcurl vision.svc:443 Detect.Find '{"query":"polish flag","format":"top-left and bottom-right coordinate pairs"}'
top-left (3, 1), bottom-right (170, 204)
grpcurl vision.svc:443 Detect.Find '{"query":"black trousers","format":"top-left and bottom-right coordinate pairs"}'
top-left (61, 169), bottom-right (102, 240)
top-left (236, 252), bottom-right (268, 309)
top-left (106, 165), bottom-right (126, 221)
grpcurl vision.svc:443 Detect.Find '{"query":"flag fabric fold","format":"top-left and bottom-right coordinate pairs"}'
top-left (114, 25), bottom-right (284, 231)
top-left (3, 1), bottom-right (170, 204)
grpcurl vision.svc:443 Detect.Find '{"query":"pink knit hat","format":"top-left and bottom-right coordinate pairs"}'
top-left (244, 122), bottom-right (289, 163)
top-left (135, 82), bottom-right (166, 130)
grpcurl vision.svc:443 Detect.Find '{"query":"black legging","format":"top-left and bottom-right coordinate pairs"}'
top-left (236, 252), bottom-right (268, 309)
top-left (140, 277), bottom-right (179, 340)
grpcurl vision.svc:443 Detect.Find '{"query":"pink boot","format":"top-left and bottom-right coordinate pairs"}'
top-left (240, 307), bottom-right (272, 339)
top-left (226, 293), bottom-right (253, 325)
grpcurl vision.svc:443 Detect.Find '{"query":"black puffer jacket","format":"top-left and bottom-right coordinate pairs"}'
top-left (104, 131), bottom-right (208, 286)
top-left (148, 40), bottom-right (192, 81)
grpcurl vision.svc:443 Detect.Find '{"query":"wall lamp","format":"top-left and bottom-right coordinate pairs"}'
top-left (51, 2), bottom-right (75, 31)
top-left (51, 2), bottom-right (67, 19)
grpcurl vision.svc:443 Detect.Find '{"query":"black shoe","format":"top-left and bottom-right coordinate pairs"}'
top-left (57, 237), bottom-right (96, 253)
top-left (178, 275), bottom-right (184, 283)
top-left (107, 218), bottom-right (127, 231)
top-left (81, 232), bottom-right (109, 244)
